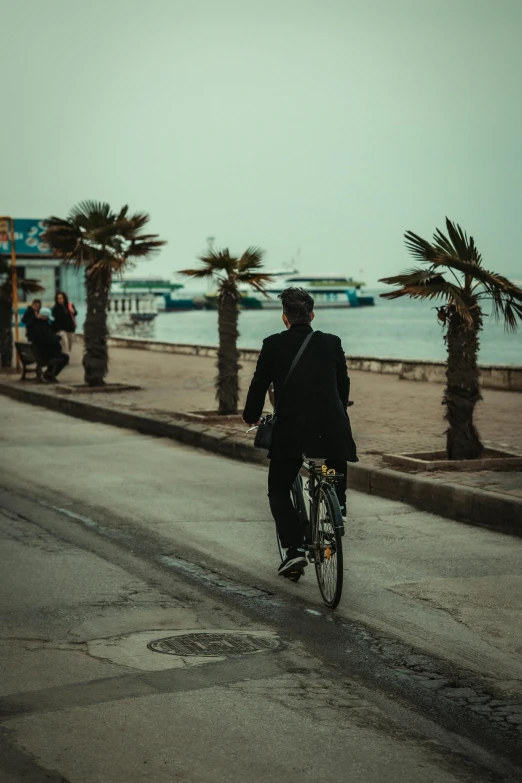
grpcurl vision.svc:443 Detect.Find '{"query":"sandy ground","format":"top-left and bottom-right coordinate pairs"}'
top-left (5, 342), bottom-right (522, 498)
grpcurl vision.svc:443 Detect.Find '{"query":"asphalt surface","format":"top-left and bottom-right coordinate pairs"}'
top-left (1, 398), bottom-right (521, 782)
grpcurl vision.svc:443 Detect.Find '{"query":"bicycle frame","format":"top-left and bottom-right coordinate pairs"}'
top-left (295, 458), bottom-right (345, 607)
top-left (246, 418), bottom-right (345, 607)
top-left (299, 459), bottom-right (345, 549)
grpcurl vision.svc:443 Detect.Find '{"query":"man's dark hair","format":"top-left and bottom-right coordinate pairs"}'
top-left (278, 287), bottom-right (314, 324)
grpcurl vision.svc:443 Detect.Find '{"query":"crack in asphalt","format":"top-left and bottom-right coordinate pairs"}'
top-left (155, 551), bottom-right (522, 737)
top-left (33, 499), bottom-right (522, 737)
top-left (1, 488), bottom-right (521, 775)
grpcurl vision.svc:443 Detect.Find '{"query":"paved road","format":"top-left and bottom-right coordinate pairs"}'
top-left (0, 399), bottom-right (521, 782)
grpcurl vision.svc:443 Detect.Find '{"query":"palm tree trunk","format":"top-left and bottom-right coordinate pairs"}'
top-left (0, 295), bottom-right (13, 368)
top-left (443, 304), bottom-right (483, 460)
top-left (216, 282), bottom-right (240, 415)
top-left (83, 266), bottom-right (110, 387)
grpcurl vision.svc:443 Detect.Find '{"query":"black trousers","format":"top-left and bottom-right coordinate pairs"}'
top-left (268, 458), bottom-right (347, 549)
top-left (45, 353), bottom-right (69, 379)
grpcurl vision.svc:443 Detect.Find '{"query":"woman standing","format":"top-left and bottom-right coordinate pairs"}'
top-left (51, 291), bottom-right (77, 357)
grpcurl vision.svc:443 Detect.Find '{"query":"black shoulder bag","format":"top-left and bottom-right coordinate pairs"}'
top-left (254, 332), bottom-right (315, 451)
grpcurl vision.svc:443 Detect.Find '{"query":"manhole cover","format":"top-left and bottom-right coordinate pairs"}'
top-left (147, 632), bottom-right (279, 657)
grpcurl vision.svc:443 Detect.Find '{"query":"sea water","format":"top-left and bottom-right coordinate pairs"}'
top-left (75, 292), bottom-right (521, 366)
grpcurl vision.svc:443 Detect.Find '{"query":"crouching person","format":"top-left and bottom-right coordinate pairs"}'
top-left (30, 307), bottom-right (69, 382)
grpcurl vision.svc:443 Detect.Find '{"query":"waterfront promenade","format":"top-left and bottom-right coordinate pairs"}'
top-left (47, 345), bottom-right (522, 501)
top-left (1, 351), bottom-right (522, 780)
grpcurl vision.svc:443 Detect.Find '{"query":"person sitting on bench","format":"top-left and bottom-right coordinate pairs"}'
top-left (21, 298), bottom-right (42, 341)
top-left (30, 307), bottom-right (69, 382)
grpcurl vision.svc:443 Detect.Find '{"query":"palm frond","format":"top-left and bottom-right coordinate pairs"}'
top-left (41, 221), bottom-right (81, 257)
top-left (428, 255), bottom-right (512, 291)
top-left (88, 222), bottom-right (125, 244)
top-left (384, 218), bottom-right (522, 332)
top-left (380, 267), bottom-right (448, 294)
top-left (20, 278), bottom-right (45, 294)
top-left (43, 216), bottom-right (73, 231)
top-left (480, 280), bottom-right (522, 332)
top-left (404, 218), bottom-right (481, 274)
top-left (43, 202), bottom-right (165, 275)
top-left (237, 246), bottom-right (265, 273)
top-left (125, 238), bottom-right (166, 258)
top-left (179, 267), bottom-right (215, 280)
top-left (502, 300), bottom-right (522, 331)
top-left (403, 231), bottom-right (440, 265)
top-left (109, 216), bottom-right (151, 242)
top-left (427, 256), bottom-right (522, 330)
top-left (116, 205), bottom-right (129, 222)
top-left (380, 268), bottom-right (475, 323)
top-left (127, 211), bottom-right (151, 231)
top-left (122, 233), bottom-right (157, 242)
top-left (246, 281), bottom-right (272, 296)
top-left (237, 271), bottom-right (273, 283)
top-left (0, 271), bottom-right (44, 298)
top-left (198, 249), bottom-right (237, 276)
top-left (69, 200), bottom-right (114, 229)
top-left (237, 271), bottom-right (273, 294)
top-left (433, 218), bottom-right (482, 265)
top-left (380, 281), bottom-right (451, 301)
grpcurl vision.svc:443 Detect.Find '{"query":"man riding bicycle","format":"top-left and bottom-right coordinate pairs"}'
top-left (243, 287), bottom-right (358, 577)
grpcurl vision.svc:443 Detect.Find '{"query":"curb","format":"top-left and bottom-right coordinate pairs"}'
top-left (0, 381), bottom-right (269, 468)
top-left (1, 380), bottom-right (520, 538)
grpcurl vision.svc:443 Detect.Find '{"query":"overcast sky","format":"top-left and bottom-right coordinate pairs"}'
top-left (2, 0), bottom-right (521, 285)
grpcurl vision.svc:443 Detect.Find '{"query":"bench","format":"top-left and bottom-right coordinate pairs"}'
top-left (15, 342), bottom-right (44, 381)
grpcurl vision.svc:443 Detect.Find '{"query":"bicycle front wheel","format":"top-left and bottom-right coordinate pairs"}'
top-left (312, 482), bottom-right (344, 608)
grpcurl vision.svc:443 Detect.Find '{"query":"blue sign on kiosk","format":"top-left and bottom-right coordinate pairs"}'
top-left (0, 219), bottom-right (51, 257)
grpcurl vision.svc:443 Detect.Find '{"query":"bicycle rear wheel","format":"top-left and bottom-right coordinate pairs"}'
top-left (312, 483), bottom-right (343, 608)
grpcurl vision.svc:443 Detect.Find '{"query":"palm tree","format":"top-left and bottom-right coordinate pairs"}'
top-left (42, 201), bottom-right (165, 387)
top-left (180, 247), bottom-right (271, 415)
top-left (380, 218), bottom-right (522, 460)
top-left (0, 257), bottom-right (43, 367)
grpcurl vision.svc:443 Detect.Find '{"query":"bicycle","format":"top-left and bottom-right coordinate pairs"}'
top-left (248, 416), bottom-right (345, 609)
top-left (279, 458), bottom-right (345, 609)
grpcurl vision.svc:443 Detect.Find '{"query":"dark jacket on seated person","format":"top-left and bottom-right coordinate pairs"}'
top-left (30, 319), bottom-right (65, 364)
top-left (21, 307), bottom-right (38, 340)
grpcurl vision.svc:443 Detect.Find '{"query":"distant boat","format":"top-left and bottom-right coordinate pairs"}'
top-left (228, 270), bottom-right (375, 309)
top-left (108, 289), bottom-right (159, 323)
top-left (112, 276), bottom-right (204, 312)
top-left (112, 277), bottom-right (181, 310)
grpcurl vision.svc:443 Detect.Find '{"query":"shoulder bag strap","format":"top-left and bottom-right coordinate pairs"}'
top-left (273, 331), bottom-right (315, 416)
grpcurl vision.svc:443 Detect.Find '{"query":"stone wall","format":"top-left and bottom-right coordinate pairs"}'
top-left (99, 335), bottom-right (522, 392)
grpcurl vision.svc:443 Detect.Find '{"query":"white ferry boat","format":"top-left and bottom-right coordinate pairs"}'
top-left (111, 277), bottom-right (204, 312)
top-left (107, 290), bottom-right (158, 323)
top-left (232, 270), bottom-right (374, 309)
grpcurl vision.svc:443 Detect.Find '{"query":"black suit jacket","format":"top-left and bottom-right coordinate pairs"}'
top-left (243, 324), bottom-right (358, 461)
top-left (30, 320), bottom-right (63, 364)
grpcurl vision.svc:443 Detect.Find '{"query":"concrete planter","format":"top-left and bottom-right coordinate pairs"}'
top-left (383, 449), bottom-right (522, 472)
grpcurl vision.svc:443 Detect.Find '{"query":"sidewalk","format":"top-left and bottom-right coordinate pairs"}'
top-left (1, 345), bottom-right (521, 530)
